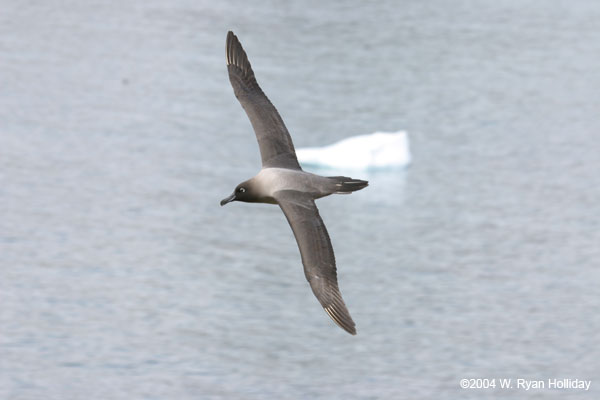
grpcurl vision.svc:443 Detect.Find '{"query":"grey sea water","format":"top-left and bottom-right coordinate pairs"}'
top-left (1, 1), bottom-right (599, 399)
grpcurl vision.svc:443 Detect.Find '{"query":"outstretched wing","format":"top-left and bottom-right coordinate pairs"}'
top-left (275, 190), bottom-right (356, 335)
top-left (226, 31), bottom-right (301, 170)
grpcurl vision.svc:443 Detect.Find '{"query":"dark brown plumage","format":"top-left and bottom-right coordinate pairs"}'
top-left (226, 31), bottom-right (301, 170)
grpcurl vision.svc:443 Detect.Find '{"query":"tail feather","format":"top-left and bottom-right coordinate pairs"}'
top-left (328, 176), bottom-right (369, 194)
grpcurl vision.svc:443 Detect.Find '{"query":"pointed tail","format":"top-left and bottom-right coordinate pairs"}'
top-left (328, 176), bottom-right (369, 194)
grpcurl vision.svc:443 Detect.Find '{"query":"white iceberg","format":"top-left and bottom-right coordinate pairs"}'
top-left (296, 131), bottom-right (411, 170)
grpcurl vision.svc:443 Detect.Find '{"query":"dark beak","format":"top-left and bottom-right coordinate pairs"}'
top-left (220, 193), bottom-right (236, 206)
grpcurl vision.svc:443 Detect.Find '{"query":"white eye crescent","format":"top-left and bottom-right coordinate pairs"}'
top-left (239, 187), bottom-right (246, 193)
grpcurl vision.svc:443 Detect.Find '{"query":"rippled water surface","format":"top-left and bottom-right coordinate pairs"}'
top-left (1, 1), bottom-right (599, 399)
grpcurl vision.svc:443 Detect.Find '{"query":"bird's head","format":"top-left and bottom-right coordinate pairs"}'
top-left (220, 180), bottom-right (255, 206)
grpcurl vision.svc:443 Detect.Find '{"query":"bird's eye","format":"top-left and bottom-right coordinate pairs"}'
top-left (239, 187), bottom-right (246, 193)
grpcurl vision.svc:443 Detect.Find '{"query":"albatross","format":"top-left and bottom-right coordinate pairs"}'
top-left (220, 31), bottom-right (368, 335)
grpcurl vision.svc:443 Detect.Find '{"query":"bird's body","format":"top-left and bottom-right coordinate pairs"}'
top-left (252, 168), bottom-right (326, 200)
top-left (221, 31), bottom-right (367, 335)
top-left (239, 168), bottom-right (365, 202)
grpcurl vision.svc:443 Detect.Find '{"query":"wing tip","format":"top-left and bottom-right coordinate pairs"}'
top-left (226, 30), bottom-right (252, 72)
top-left (226, 31), bottom-right (235, 66)
top-left (325, 305), bottom-right (357, 335)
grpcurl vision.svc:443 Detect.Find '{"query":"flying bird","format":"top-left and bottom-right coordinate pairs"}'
top-left (221, 31), bottom-right (368, 335)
